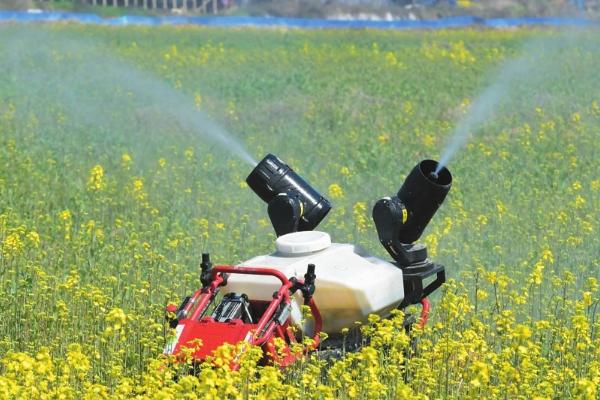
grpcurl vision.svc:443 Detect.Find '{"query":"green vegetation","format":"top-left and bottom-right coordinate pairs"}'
top-left (0, 24), bottom-right (598, 398)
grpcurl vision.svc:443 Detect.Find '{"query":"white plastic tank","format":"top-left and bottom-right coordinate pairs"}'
top-left (223, 231), bottom-right (405, 334)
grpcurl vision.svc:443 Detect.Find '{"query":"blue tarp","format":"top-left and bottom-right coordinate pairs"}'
top-left (0, 10), bottom-right (597, 29)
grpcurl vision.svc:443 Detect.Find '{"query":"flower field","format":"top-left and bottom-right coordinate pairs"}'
top-left (0, 23), bottom-right (599, 399)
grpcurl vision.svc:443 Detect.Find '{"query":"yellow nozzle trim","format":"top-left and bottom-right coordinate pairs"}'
top-left (402, 208), bottom-right (408, 224)
top-left (299, 201), bottom-right (304, 217)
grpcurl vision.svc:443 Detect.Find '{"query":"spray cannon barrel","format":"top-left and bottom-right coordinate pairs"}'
top-left (246, 154), bottom-right (332, 236)
top-left (396, 159), bottom-right (452, 243)
top-left (373, 159), bottom-right (451, 267)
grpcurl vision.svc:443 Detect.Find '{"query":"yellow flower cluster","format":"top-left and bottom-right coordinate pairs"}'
top-left (1, 232), bottom-right (23, 259)
top-left (328, 183), bottom-right (344, 199)
top-left (1, 271), bottom-right (597, 398)
top-left (87, 164), bottom-right (106, 192)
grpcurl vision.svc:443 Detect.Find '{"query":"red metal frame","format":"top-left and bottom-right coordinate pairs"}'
top-left (166, 265), bottom-right (322, 368)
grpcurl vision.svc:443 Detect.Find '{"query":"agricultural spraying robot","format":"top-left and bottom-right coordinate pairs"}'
top-left (164, 154), bottom-right (452, 367)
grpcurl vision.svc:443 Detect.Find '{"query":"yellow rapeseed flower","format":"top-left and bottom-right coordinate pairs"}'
top-left (121, 153), bottom-right (132, 169)
top-left (67, 344), bottom-right (90, 379)
top-left (353, 202), bottom-right (368, 233)
top-left (340, 166), bottom-right (351, 177)
top-left (25, 230), bottom-right (40, 248)
top-left (2, 232), bottom-right (23, 258)
top-left (131, 177), bottom-right (147, 202)
top-left (377, 134), bottom-right (389, 144)
top-left (328, 183), bottom-right (344, 199)
top-left (87, 164), bottom-right (106, 192)
top-left (185, 147), bottom-right (194, 160)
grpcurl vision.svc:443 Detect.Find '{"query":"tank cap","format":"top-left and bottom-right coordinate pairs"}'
top-left (276, 231), bottom-right (331, 255)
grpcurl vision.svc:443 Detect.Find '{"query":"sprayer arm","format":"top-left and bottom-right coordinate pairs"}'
top-left (372, 197), bottom-right (413, 265)
top-left (267, 193), bottom-right (303, 237)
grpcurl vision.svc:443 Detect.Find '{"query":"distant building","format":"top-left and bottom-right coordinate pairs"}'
top-left (84, 0), bottom-right (233, 13)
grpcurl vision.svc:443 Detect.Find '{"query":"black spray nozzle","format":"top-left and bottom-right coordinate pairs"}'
top-left (246, 154), bottom-right (331, 236)
top-left (373, 159), bottom-right (452, 266)
top-left (396, 159), bottom-right (452, 244)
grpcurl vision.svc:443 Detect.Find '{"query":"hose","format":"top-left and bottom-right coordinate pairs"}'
top-left (416, 297), bottom-right (430, 329)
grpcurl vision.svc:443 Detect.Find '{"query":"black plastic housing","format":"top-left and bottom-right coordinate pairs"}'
top-left (246, 154), bottom-right (331, 232)
top-left (396, 159), bottom-right (452, 243)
